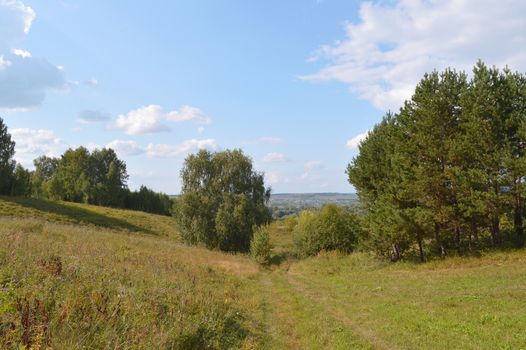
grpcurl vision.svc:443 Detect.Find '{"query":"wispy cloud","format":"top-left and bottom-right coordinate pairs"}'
top-left (0, 0), bottom-right (66, 110)
top-left (302, 0), bottom-right (526, 111)
top-left (11, 128), bottom-right (67, 166)
top-left (78, 110), bottom-right (110, 124)
top-left (105, 138), bottom-right (218, 159)
top-left (242, 136), bottom-right (282, 145)
top-left (263, 152), bottom-right (289, 163)
top-left (112, 104), bottom-right (212, 135)
top-left (346, 131), bottom-right (368, 150)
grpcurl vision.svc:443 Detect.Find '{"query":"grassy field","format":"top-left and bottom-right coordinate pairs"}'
top-left (1, 197), bottom-right (526, 349)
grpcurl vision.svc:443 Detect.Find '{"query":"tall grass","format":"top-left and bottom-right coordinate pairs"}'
top-left (0, 218), bottom-right (264, 349)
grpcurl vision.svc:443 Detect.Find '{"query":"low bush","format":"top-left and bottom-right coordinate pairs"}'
top-left (250, 225), bottom-right (273, 265)
top-left (293, 204), bottom-right (361, 258)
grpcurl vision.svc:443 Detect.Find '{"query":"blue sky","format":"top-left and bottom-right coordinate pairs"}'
top-left (2, 0), bottom-right (526, 194)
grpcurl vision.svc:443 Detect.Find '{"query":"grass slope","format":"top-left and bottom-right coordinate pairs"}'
top-left (0, 196), bottom-right (179, 239)
top-left (1, 197), bottom-right (526, 349)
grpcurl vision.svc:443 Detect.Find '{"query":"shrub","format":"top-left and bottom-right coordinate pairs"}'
top-left (293, 204), bottom-right (361, 258)
top-left (250, 225), bottom-right (273, 265)
top-left (283, 216), bottom-right (298, 232)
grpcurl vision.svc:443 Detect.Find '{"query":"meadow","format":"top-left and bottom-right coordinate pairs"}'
top-left (1, 196), bottom-right (526, 349)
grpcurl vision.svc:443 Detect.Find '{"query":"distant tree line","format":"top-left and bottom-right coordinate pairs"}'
top-left (0, 118), bottom-right (171, 215)
top-left (348, 61), bottom-right (526, 261)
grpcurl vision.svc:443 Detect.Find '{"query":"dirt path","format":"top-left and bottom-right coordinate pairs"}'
top-left (259, 269), bottom-right (377, 350)
top-left (283, 271), bottom-right (397, 350)
top-left (260, 273), bottom-right (303, 349)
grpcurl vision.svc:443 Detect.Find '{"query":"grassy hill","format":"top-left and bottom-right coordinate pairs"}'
top-left (1, 196), bottom-right (526, 349)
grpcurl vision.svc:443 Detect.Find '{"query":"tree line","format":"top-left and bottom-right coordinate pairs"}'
top-left (3, 61), bottom-right (526, 261)
top-left (348, 61), bottom-right (526, 261)
top-left (0, 118), bottom-right (171, 215)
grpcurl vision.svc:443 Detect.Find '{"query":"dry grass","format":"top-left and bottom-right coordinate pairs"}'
top-left (0, 217), bottom-right (264, 349)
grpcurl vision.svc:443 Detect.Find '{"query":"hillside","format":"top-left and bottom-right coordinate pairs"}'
top-left (269, 193), bottom-right (358, 207)
top-left (269, 193), bottom-right (358, 218)
top-left (2, 197), bottom-right (526, 349)
top-left (0, 196), bottom-right (179, 239)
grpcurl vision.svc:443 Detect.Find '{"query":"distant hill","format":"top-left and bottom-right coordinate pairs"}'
top-left (269, 193), bottom-right (358, 218)
top-left (169, 192), bottom-right (359, 218)
top-left (270, 192), bottom-right (358, 206)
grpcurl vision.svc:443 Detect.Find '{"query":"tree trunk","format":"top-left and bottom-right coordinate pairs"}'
top-left (391, 244), bottom-right (400, 262)
top-left (514, 177), bottom-right (524, 245)
top-left (434, 223), bottom-right (446, 257)
top-left (491, 216), bottom-right (501, 246)
top-left (417, 235), bottom-right (425, 262)
top-left (454, 224), bottom-right (461, 255)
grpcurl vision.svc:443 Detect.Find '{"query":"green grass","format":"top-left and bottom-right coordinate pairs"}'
top-left (0, 196), bottom-right (179, 239)
top-left (2, 197), bottom-right (526, 349)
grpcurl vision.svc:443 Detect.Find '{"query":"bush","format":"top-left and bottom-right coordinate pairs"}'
top-left (283, 216), bottom-right (298, 232)
top-left (250, 225), bottom-right (273, 265)
top-left (293, 204), bottom-right (361, 258)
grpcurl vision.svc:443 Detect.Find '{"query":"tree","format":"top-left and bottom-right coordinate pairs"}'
top-left (49, 147), bottom-right (92, 202)
top-left (11, 164), bottom-right (32, 196)
top-left (0, 117), bottom-right (16, 194)
top-left (175, 149), bottom-right (271, 252)
top-left (348, 62), bottom-right (526, 259)
top-left (90, 148), bottom-right (128, 207)
top-left (124, 185), bottom-right (172, 215)
top-left (31, 156), bottom-right (59, 198)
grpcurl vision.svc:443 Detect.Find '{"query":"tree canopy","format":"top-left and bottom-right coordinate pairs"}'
top-left (0, 117), bottom-right (16, 194)
top-left (175, 149), bottom-right (271, 252)
top-left (348, 61), bottom-right (526, 261)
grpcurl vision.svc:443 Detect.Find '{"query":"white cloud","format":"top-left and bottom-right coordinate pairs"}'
top-left (302, 0), bottom-right (526, 111)
top-left (0, 0), bottom-right (35, 51)
top-left (263, 152), bottom-right (289, 163)
top-left (146, 139), bottom-right (217, 158)
top-left (265, 171), bottom-right (280, 185)
top-left (106, 139), bottom-right (143, 156)
top-left (166, 105), bottom-right (212, 124)
top-left (242, 136), bottom-right (282, 145)
top-left (197, 126), bottom-right (205, 134)
top-left (78, 110), bottom-right (110, 124)
top-left (10, 128), bottom-right (66, 166)
top-left (0, 1), bottom-right (65, 109)
top-left (113, 104), bottom-right (213, 135)
top-left (0, 55), bottom-right (11, 70)
top-left (84, 78), bottom-right (98, 86)
top-left (113, 105), bottom-right (170, 135)
top-left (301, 160), bottom-right (323, 180)
top-left (346, 131), bottom-right (368, 150)
top-left (12, 48), bottom-right (30, 58)
top-left (85, 142), bottom-right (101, 152)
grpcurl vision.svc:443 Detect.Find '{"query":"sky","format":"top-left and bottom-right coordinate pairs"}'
top-left (1, 0), bottom-right (526, 194)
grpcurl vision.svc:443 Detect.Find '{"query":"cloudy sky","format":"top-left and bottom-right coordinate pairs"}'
top-left (2, 0), bottom-right (526, 194)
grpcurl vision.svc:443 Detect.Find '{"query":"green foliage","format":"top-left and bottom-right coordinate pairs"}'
top-left (283, 215), bottom-right (298, 232)
top-left (10, 164), bottom-right (31, 196)
top-left (250, 225), bottom-right (273, 265)
top-left (124, 185), bottom-right (172, 216)
top-left (0, 117), bottom-right (16, 194)
top-left (293, 204), bottom-right (361, 258)
top-left (348, 61), bottom-right (526, 260)
top-left (175, 149), bottom-right (271, 252)
top-left (25, 147), bottom-right (171, 215)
